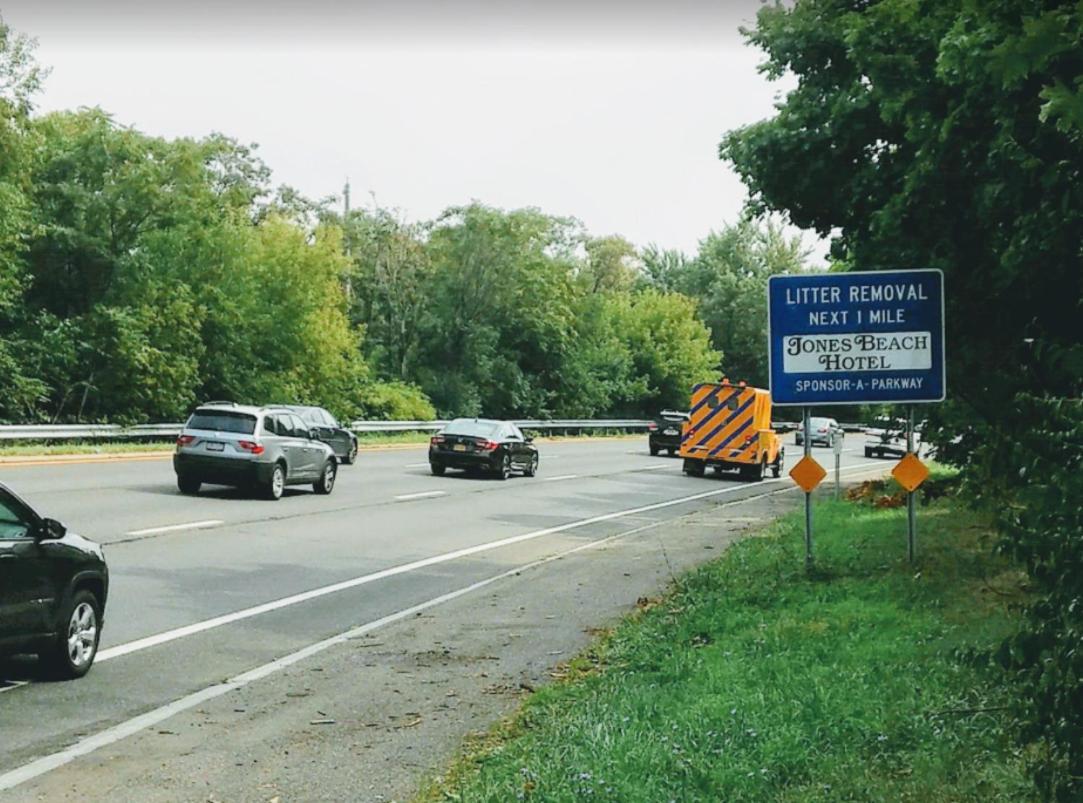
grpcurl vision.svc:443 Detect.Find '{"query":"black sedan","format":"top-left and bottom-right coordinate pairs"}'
top-left (279, 405), bottom-right (359, 464)
top-left (0, 482), bottom-right (109, 679)
top-left (648, 410), bottom-right (688, 456)
top-left (429, 419), bottom-right (539, 479)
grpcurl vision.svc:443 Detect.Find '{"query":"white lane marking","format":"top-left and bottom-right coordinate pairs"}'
top-left (393, 491), bottom-right (447, 501)
top-left (404, 462), bottom-right (431, 468)
top-left (95, 459), bottom-right (887, 665)
top-left (542, 474), bottom-right (579, 482)
top-left (125, 520), bottom-right (224, 536)
top-left (94, 478), bottom-right (793, 664)
top-left (0, 680), bottom-right (29, 694)
top-left (0, 465), bottom-right (889, 793)
top-left (637, 464), bottom-right (673, 471)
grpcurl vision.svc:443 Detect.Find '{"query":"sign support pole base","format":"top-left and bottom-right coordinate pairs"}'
top-left (803, 406), bottom-right (813, 573)
top-left (906, 405), bottom-right (917, 563)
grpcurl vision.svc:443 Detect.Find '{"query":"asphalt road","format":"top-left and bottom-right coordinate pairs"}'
top-left (0, 436), bottom-right (888, 800)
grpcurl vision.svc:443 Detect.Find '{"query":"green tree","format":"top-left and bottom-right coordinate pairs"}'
top-left (720, 2), bottom-right (1083, 796)
top-left (613, 289), bottom-right (720, 413)
top-left (643, 219), bottom-right (809, 386)
top-left (418, 203), bottom-right (578, 417)
top-left (347, 209), bottom-right (433, 381)
top-left (580, 235), bottom-right (640, 294)
top-left (0, 16), bottom-right (45, 420)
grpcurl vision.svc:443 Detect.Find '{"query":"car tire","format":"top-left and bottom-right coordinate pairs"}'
top-left (313, 460), bottom-right (337, 495)
top-left (524, 453), bottom-right (539, 477)
top-left (740, 461), bottom-right (763, 482)
top-left (498, 454), bottom-right (512, 481)
top-left (682, 458), bottom-right (705, 477)
top-left (649, 444), bottom-right (659, 456)
top-left (865, 447), bottom-right (874, 458)
top-left (177, 474), bottom-right (201, 495)
top-left (40, 589), bottom-right (101, 680)
top-left (430, 462), bottom-right (446, 476)
top-left (667, 448), bottom-right (676, 457)
top-left (343, 442), bottom-right (358, 465)
top-left (264, 462), bottom-right (286, 501)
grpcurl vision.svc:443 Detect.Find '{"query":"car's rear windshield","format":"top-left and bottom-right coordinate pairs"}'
top-left (187, 410), bottom-right (257, 434)
top-left (443, 420), bottom-right (501, 438)
top-left (660, 412), bottom-right (688, 422)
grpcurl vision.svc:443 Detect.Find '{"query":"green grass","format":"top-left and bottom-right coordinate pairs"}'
top-left (0, 441), bottom-right (175, 457)
top-left (421, 481), bottom-right (1032, 802)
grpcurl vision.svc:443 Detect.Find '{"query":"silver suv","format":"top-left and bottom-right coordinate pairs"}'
top-left (173, 403), bottom-right (338, 500)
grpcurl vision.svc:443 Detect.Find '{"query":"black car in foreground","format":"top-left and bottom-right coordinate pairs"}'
top-left (279, 405), bottom-right (359, 464)
top-left (0, 482), bottom-right (108, 679)
top-left (648, 410), bottom-right (688, 456)
top-left (429, 418), bottom-right (539, 479)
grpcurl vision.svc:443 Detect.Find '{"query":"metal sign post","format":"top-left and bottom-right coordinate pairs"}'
top-left (906, 405), bottom-right (916, 562)
top-left (803, 407), bottom-right (813, 572)
top-left (768, 269), bottom-right (945, 564)
top-left (833, 429), bottom-right (843, 500)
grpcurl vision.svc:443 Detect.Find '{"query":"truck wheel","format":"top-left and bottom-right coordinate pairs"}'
top-left (771, 454), bottom-right (783, 478)
top-left (682, 459), bottom-right (705, 477)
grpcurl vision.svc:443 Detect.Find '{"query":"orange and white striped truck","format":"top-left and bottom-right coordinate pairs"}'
top-left (678, 380), bottom-right (784, 481)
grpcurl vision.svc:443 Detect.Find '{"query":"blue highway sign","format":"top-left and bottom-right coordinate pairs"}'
top-left (767, 269), bottom-right (945, 406)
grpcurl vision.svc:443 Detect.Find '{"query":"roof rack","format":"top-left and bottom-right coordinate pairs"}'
top-left (200, 400), bottom-right (236, 406)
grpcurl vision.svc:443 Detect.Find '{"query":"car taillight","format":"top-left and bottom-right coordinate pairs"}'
top-left (648, 422), bottom-right (658, 431)
top-left (176, 435), bottom-right (195, 447)
top-left (744, 433), bottom-right (757, 444)
top-left (431, 435), bottom-right (445, 445)
top-left (238, 440), bottom-right (265, 455)
top-left (479, 440), bottom-right (499, 451)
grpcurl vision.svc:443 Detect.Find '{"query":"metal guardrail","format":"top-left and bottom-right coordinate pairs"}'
top-left (0, 419), bottom-right (865, 442)
top-left (0, 424), bottom-right (183, 441)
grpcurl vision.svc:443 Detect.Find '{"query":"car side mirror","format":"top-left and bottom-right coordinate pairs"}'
top-left (309, 428), bottom-right (320, 440)
top-left (37, 517), bottom-right (67, 541)
top-left (524, 436), bottom-right (534, 444)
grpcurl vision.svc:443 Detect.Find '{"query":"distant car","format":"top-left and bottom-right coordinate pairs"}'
top-left (173, 402), bottom-right (338, 500)
top-left (794, 417), bottom-right (842, 447)
top-left (277, 405), bottom-right (358, 465)
top-left (864, 419), bottom-right (924, 459)
top-left (0, 482), bottom-right (109, 679)
top-left (648, 410), bottom-right (688, 456)
top-left (429, 419), bottom-right (539, 479)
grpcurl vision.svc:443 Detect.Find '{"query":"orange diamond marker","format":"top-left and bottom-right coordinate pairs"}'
top-left (789, 454), bottom-right (826, 493)
top-left (892, 452), bottom-right (930, 492)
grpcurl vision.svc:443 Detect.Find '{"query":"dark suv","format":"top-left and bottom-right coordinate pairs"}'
top-left (278, 405), bottom-right (359, 465)
top-left (174, 403), bottom-right (338, 500)
top-left (0, 482), bottom-right (109, 679)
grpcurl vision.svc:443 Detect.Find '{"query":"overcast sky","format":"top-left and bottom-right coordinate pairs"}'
top-left (2, 0), bottom-right (818, 258)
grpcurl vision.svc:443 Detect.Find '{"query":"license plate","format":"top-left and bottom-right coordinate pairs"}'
top-left (206, 442), bottom-right (225, 452)
top-left (664, 429), bottom-right (678, 436)
top-left (453, 444), bottom-right (467, 452)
